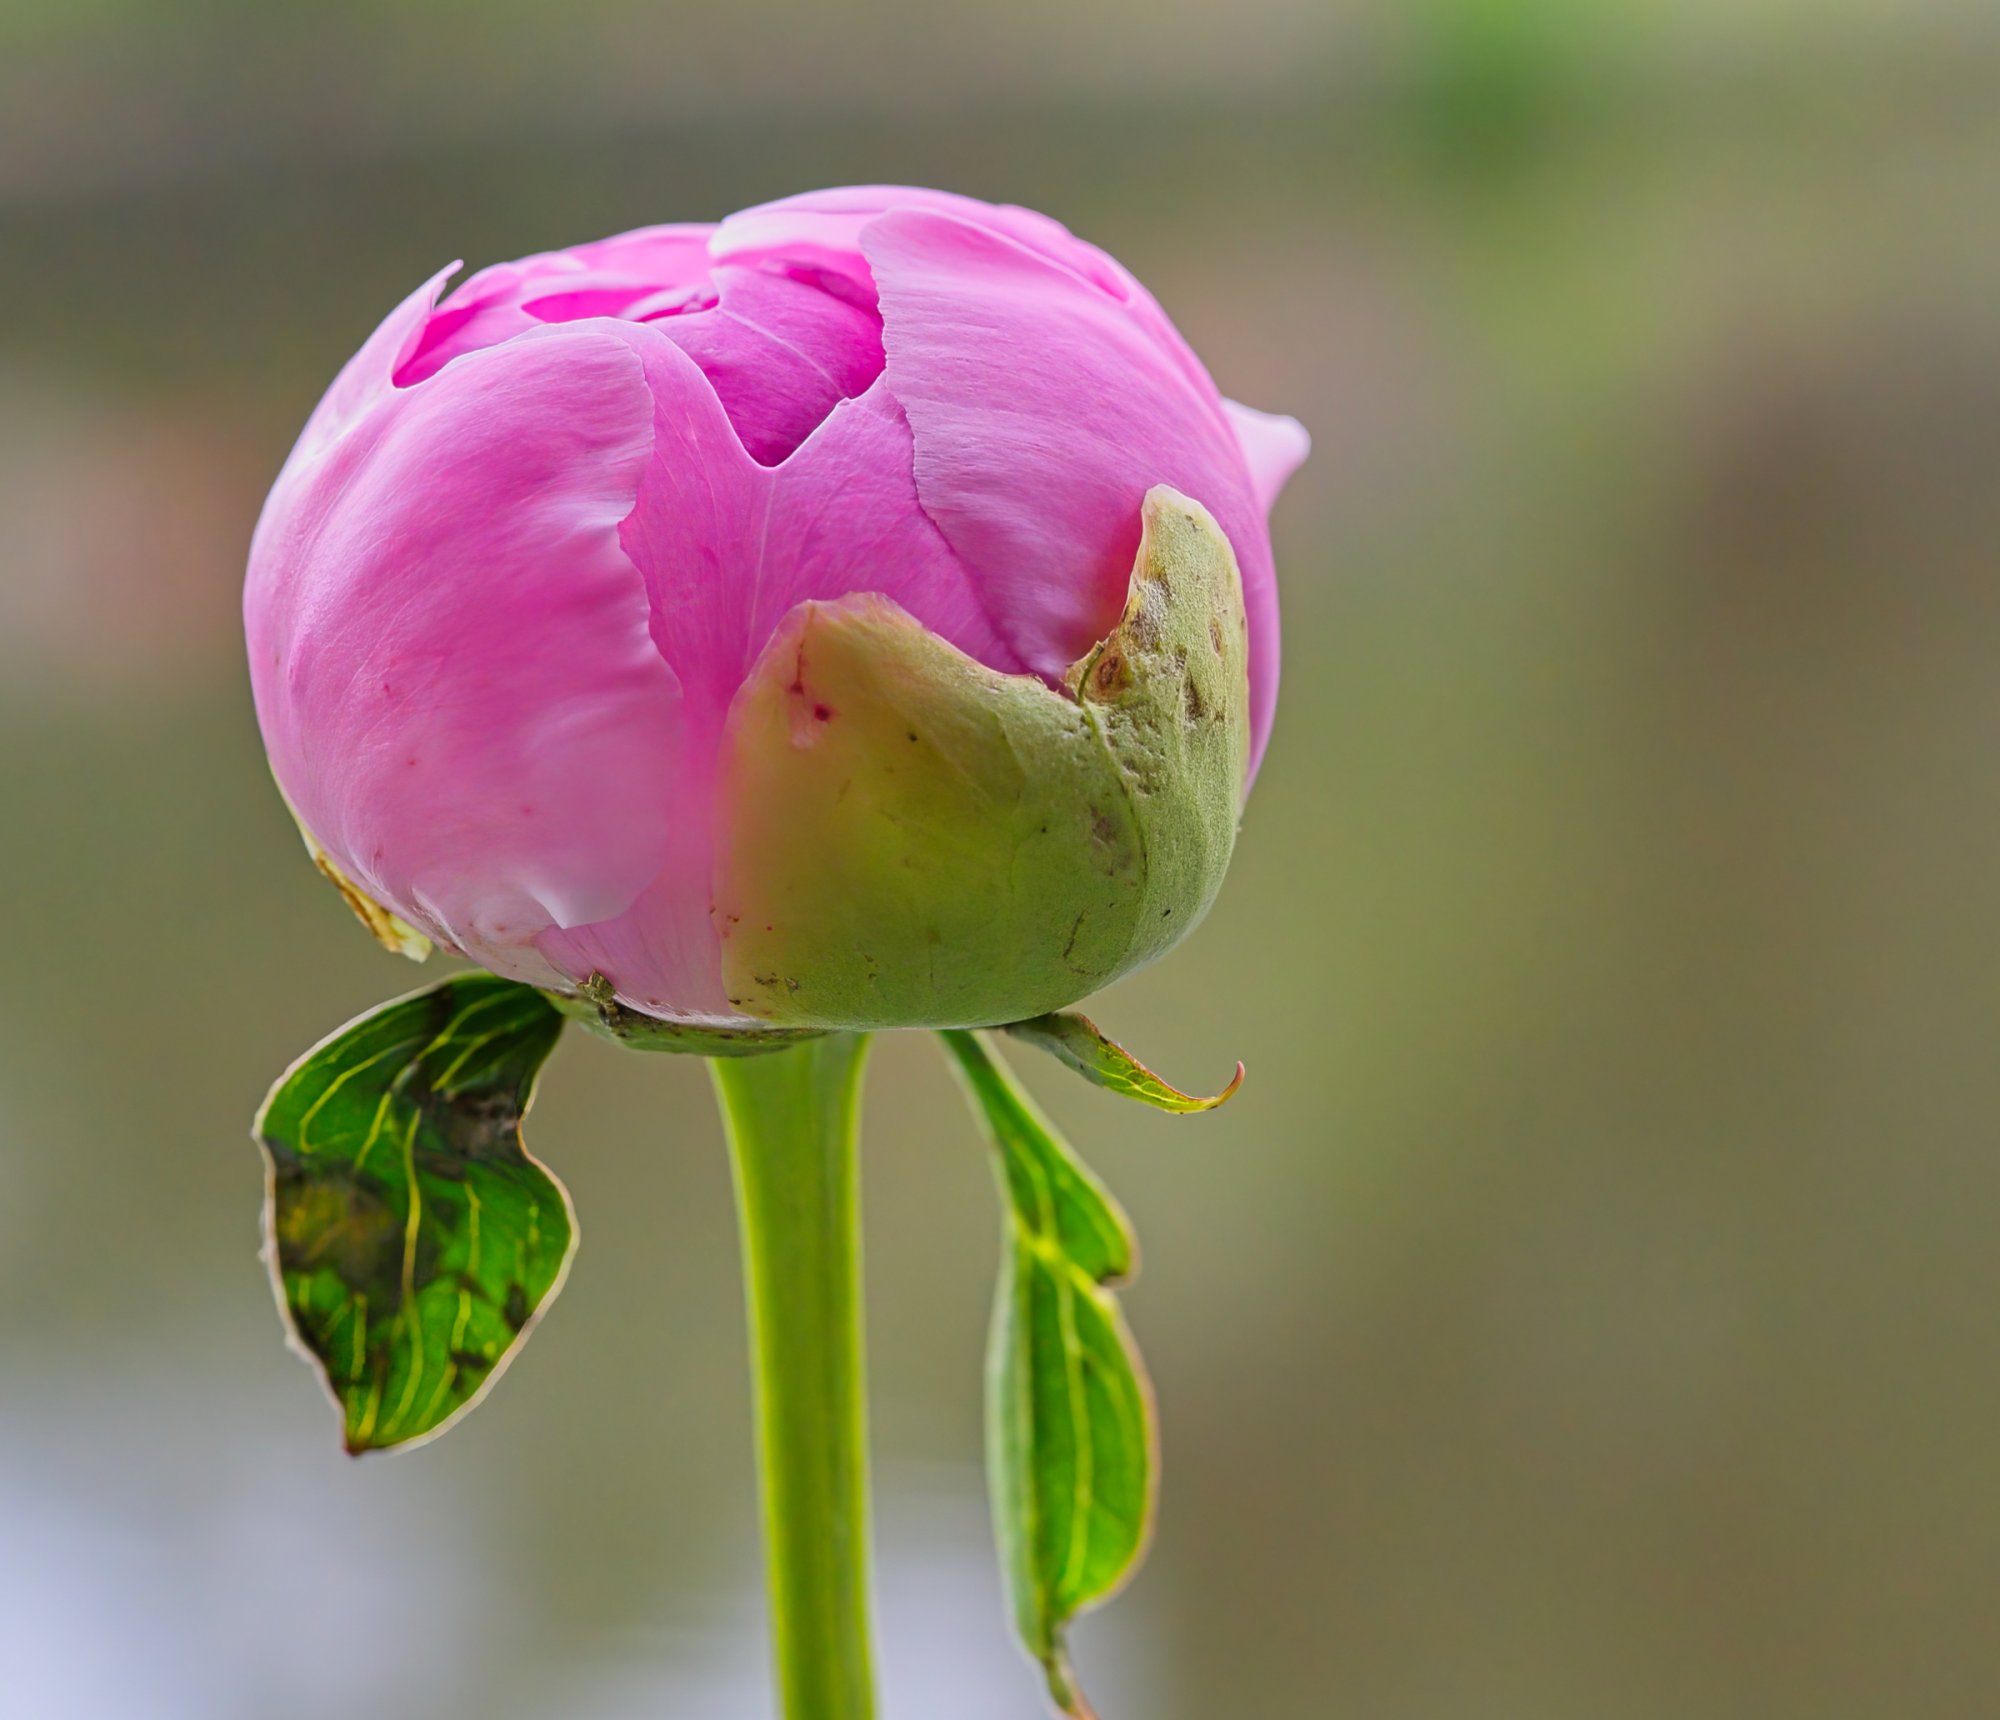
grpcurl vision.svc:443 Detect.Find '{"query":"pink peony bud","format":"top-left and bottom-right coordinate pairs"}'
top-left (245, 186), bottom-right (1307, 1029)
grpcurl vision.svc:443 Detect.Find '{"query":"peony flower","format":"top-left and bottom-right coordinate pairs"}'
top-left (245, 185), bottom-right (1307, 1030)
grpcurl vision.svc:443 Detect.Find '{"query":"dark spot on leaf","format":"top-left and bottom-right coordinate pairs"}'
top-left (503, 1283), bottom-right (530, 1332)
top-left (418, 1087), bottom-right (524, 1161)
top-left (273, 1169), bottom-right (401, 1297)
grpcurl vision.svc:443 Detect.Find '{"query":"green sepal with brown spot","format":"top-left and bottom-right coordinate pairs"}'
top-left (714, 486), bottom-right (1251, 1030)
top-left (1002, 1011), bottom-right (1244, 1112)
top-left (546, 972), bottom-right (825, 1058)
top-left (941, 1028), bottom-right (1157, 1720)
top-left (254, 973), bottom-right (575, 1453)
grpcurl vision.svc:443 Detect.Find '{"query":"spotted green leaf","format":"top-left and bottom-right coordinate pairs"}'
top-left (1002, 1011), bottom-right (1244, 1112)
top-left (254, 973), bottom-right (575, 1454)
top-left (940, 1029), bottom-right (1156, 1720)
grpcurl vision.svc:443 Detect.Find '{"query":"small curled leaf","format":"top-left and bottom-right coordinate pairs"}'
top-left (254, 974), bottom-right (574, 1453)
top-left (1004, 1011), bottom-right (1244, 1113)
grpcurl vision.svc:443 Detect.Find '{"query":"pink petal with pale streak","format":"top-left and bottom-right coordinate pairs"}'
top-left (861, 207), bottom-right (1284, 777)
top-left (568, 222), bottom-right (716, 277)
top-left (712, 185), bottom-right (1093, 303)
top-left (1223, 398), bottom-right (1312, 514)
top-left (534, 325), bottom-right (1018, 1020)
top-left (245, 323), bottom-right (682, 987)
top-left (713, 185), bottom-right (1225, 413)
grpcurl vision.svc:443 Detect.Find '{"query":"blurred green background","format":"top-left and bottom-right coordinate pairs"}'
top-left (3, 1), bottom-right (1997, 1715)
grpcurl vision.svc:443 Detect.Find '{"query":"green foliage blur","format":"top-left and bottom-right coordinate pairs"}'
top-left (1, 1), bottom-right (1996, 1715)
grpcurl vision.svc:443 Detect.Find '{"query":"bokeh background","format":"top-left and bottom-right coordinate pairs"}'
top-left (3, 1), bottom-right (1998, 1715)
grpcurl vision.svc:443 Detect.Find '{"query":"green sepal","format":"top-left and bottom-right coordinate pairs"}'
top-left (715, 486), bottom-right (1251, 1030)
top-left (254, 973), bottom-right (575, 1454)
top-left (1003, 1011), bottom-right (1244, 1112)
top-left (548, 971), bottom-right (825, 1058)
top-left (940, 1029), bottom-right (1156, 1720)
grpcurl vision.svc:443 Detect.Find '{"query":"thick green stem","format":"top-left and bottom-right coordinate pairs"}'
top-left (711, 1034), bottom-right (878, 1720)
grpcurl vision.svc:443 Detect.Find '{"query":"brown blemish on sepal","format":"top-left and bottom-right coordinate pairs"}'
top-left (549, 970), bottom-right (823, 1058)
top-left (309, 847), bottom-right (432, 961)
top-left (273, 777), bottom-right (432, 961)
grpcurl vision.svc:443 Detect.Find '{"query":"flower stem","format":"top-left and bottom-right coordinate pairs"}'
top-left (711, 1035), bottom-right (878, 1720)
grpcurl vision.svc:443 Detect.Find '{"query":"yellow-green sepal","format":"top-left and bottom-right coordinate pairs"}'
top-left (715, 486), bottom-right (1250, 1029)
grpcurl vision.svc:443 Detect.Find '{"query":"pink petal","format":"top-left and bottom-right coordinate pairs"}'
top-left (532, 330), bottom-right (1017, 1021)
top-left (1223, 398), bottom-right (1312, 514)
top-left (394, 219), bottom-right (885, 468)
top-left (521, 276), bottom-right (677, 323)
top-left (651, 263), bottom-right (885, 465)
top-left (392, 226), bottom-right (715, 387)
top-left (246, 324), bottom-right (682, 987)
top-left (714, 186), bottom-right (1225, 409)
top-left (712, 184), bottom-right (1126, 309)
top-left (862, 207), bottom-right (1282, 775)
top-left (393, 257), bottom-right (554, 387)
top-left (293, 261), bottom-right (459, 456)
top-left (567, 223), bottom-right (715, 277)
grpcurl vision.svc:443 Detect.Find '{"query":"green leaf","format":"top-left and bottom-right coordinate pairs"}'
top-left (1002, 1011), bottom-right (1244, 1112)
top-left (254, 973), bottom-right (575, 1454)
top-left (940, 1029), bottom-right (1156, 1720)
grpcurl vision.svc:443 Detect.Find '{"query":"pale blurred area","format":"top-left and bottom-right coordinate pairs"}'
top-left (2, 0), bottom-right (1998, 1714)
